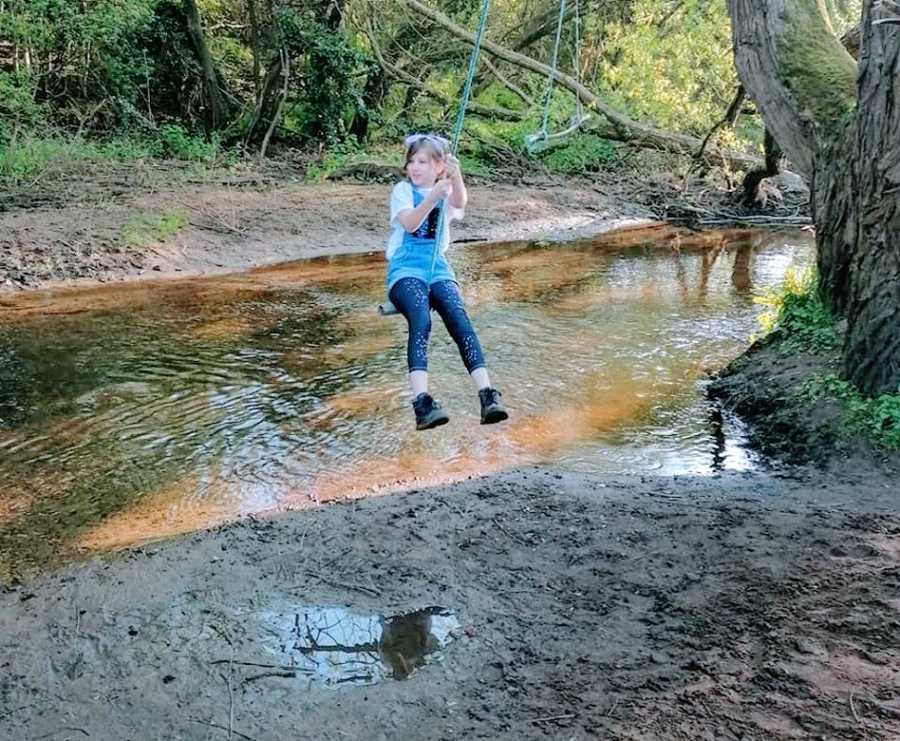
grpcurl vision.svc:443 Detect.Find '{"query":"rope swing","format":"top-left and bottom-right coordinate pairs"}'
top-left (379, 0), bottom-right (493, 317)
top-left (524, 0), bottom-right (590, 155)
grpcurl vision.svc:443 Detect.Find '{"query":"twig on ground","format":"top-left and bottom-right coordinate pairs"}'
top-left (529, 713), bottom-right (576, 724)
top-left (211, 659), bottom-right (314, 673)
top-left (297, 570), bottom-right (381, 598)
top-left (242, 671), bottom-right (299, 684)
top-left (189, 719), bottom-right (257, 741)
top-left (850, 691), bottom-right (861, 723)
top-left (33, 729), bottom-right (90, 740)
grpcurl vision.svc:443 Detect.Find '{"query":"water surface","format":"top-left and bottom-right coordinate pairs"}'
top-left (0, 227), bottom-right (812, 576)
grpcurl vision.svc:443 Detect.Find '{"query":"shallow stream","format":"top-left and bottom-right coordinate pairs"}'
top-left (0, 227), bottom-right (812, 576)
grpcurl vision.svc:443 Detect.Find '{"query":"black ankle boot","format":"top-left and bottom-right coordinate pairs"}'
top-left (412, 393), bottom-right (449, 430)
top-left (478, 387), bottom-right (508, 425)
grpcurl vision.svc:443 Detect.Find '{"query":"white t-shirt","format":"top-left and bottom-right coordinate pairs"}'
top-left (386, 180), bottom-right (464, 261)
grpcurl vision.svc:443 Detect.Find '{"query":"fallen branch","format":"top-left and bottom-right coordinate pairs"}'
top-left (529, 713), bottom-right (577, 724)
top-left (365, 21), bottom-right (522, 121)
top-left (211, 659), bottom-right (314, 673)
top-left (298, 570), bottom-right (381, 598)
top-left (481, 56), bottom-right (535, 107)
top-left (400, 0), bottom-right (763, 169)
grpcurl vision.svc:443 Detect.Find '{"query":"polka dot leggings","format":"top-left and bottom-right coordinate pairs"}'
top-left (388, 277), bottom-right (486, 373)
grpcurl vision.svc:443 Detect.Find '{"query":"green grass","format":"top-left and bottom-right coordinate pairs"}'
top-left (1, 128), bottom-right (231, 187)
top-left (305, 140), bottom-right (403, 181)
top-left (120, 211), bottom-right (187, 247)
top-left (760, 267), bottom-right (900, 450)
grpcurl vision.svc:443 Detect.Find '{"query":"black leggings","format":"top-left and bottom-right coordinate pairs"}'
top-left (388, 277), bottom-right (486, 373)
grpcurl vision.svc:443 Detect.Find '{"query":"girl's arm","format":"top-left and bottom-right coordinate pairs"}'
top-left (445, 155), bottom-right (467, 209)
top-left (396, 180), bottom-right (450, 232)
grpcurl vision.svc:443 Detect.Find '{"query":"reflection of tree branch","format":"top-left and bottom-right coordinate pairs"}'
top-left (293, 641), bottom-right (379, 654)
top-left (295, 614), bottom-right (379, 654)
top-left (874, 0), bottom-right (900, 24)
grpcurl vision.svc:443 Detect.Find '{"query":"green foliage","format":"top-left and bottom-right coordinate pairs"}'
top-left (0, 125), bottom-right (234, 186)
top-left (158, 124), bottom-right (221, 161)
top-left (305, 138), bottom-right (401, 181)
top-left (601, 0), bottom-right (739, 136)
top-left (120, 211), bottom-right (187, 247)
top-left (0, 71), bottom-right (44, 126)
top-left (0, 131), bottom-right (158, 185)
top-left (1, 0), bottom-right (159, 125)
top-left (305, 139), bottom-right (363, 180)
top-left (279, 14), bottom-right (372, 144)
top-left (541, 134), bottom-right (616, 173)
top-left (755, 267), bottom-right (837, 352)
top-left (801, 373), bottom-right (900, 450)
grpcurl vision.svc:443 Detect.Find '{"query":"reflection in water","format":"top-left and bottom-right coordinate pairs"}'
top-left (263, 605), bottom-right (458, 686)
top-left (0, 229), bottom-right (813, 577)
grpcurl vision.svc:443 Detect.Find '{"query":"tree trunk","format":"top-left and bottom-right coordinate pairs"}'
top-left (183, 0), bottom-right (231, 131)
top-left (841, 2), bottom-right (900, 392)
top-left (727, 0), bottom-right (900, 394)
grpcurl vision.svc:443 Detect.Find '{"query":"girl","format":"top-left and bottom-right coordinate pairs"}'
top-left (386, 133), bottom-right (508, 431)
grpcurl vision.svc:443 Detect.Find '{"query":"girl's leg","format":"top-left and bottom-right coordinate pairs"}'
top-left (429, 280), bottom-right (507, 424)
top-left (389, 277), bottom-right (432, 384)
top-left (389, 277), bottom-right (449, 429)
top-left (428, 280), bottom-right (488, 388)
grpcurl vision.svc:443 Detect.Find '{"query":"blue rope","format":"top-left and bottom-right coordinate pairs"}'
top-left (427, 0), bottom-right (492, 281)
top-left (537, 0), bottom-right (568, 143)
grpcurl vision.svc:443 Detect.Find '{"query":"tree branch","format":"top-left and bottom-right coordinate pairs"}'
top-left (481, 56), bottom-right (535, 108)
top-left (364, 21), bottom-right (523, 122)
top-left (873, 0), bottom-right (900, 24)
top-left (400, 0), bottom-right (763, 169)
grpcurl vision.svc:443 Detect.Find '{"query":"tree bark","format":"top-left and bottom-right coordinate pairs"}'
top-left (400, 0), bottom-right (763, 170)
top-left (841, 3), bottom-right (900, 392)
top-left (728, 0), bottom-right (900, 394)
top-left (183, 0), bottom-right (232, 131)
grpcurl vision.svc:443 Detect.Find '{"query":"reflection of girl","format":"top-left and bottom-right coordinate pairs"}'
top-left (386, 133), bottom-right (508, 430)
top-left (379, 609), bottom-right (440, 679)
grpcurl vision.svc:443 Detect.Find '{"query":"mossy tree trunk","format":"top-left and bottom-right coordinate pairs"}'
top-left (728, 0), bottom-right (900, 394)
top-left (183, 0), bottom-right (233, 132)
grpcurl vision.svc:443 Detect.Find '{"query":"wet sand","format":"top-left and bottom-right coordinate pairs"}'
top-left (2, 465), bottom-right (899, 739)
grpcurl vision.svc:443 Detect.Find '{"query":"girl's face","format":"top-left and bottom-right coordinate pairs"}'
top-left (406, 149), bottom-right (444, 188)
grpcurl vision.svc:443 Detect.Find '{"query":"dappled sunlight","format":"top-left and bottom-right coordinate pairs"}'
top-left (69, 471), bottom-right (238, 553)
top-left (0, 230), bottom-right (814, 572)
top-left (325, 382), bottom-right (404, 417)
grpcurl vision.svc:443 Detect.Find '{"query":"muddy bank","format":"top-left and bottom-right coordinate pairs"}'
top-left (2, 466), bottom-right (899, 739)
top-left (0, 164), bottom-right (654, 292)
top-left (709, 335), bottom-right (900, 469)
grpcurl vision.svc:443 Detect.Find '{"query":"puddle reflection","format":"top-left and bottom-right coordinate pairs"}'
top-left (263, 605), bottom-right (458, 686)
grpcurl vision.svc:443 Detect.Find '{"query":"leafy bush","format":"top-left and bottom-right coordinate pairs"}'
top-left (801, 373), bottom-right (900, 450)
top-left (279, 14), bottom-right (372, 144)
top-left (0, 71), bottom-right (44, 127)
top-left (541, 134), bottom-right (617, 173)
top-left (600, 0), bottom-right (740, 136)
top-left (755, 266), bottom-right (837, 351)
top-left (158, 124), bottom-right (220, 161)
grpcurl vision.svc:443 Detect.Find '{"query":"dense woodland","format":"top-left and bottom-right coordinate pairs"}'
top-left (0, 1), bottom-right (860, 163)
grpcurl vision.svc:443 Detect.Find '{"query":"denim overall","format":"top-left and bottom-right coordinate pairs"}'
top-left (386, 186), bottom-right (456, 294)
